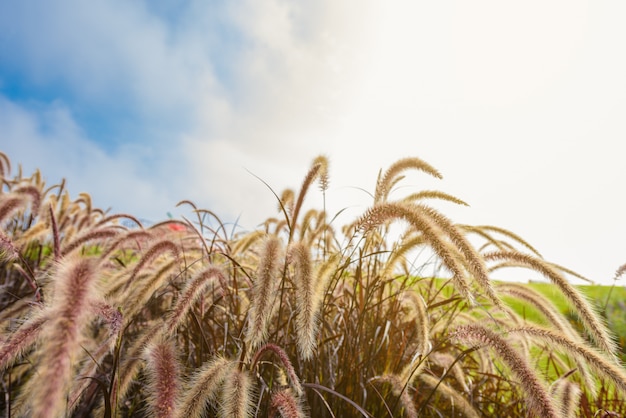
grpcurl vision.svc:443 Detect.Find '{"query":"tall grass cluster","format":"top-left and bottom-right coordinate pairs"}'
top-left (1, 150), bottom-right (625, 417)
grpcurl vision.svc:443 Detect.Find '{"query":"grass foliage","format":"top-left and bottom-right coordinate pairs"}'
top-left (1, 150), bottom-right (625, 417)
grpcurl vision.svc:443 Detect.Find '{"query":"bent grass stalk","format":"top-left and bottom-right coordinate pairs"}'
top-left (175, 356), bottom-right (233, 418)
top-left (508, 325), bottom-right (626, 395)
top-left (485, 250), bottom-right (618, 358)
top-left (270, 388), bottom-right (306, 418)
top-left (251, 343), bottom-right (303, 397)
top-left (164, 265), bottom-right (226, 336)
top-left (369, 374), bottom-right (417, 418)
top-left (453, 324), bottom-right (560, 418)
top-left (374, 157), bottom-right (443, 203)
top-left (0, 311), bottom-right (46, 370)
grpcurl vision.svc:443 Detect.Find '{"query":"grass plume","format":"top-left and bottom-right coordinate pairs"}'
top-left (453, 324), bottom-right (560, 418)
top-left (288, 241), bottom-right (321, 359)
top-left (26, 257), bottom-right (99, 418)
top-left (246, 235), bottom-right (283, 351)
top-left (144, 339), bottom-right (181, 418)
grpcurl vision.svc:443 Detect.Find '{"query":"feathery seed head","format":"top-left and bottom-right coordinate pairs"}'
top-left (453, 324), bottom-right (560, 418)
top-left (246, 235), bottom-right (283, 350)
top-left (252, 343), bottom-right (303, 397)
top-left (288, 241), bottom-right (322, 359)
top-left (270, 389), bottom-right (306, 418)
top-left (221, 367), bottom-right (254, 418)
top-left (144, 339), bottom-right (181, 418)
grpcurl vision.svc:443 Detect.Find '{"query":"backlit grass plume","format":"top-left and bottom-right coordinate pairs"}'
top-left (245, 235), bottom-right (283, 352)
top-left (288, 241), bottom-right (321, 359)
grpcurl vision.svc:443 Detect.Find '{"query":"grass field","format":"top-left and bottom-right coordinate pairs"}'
top-left (2, 151), bottom-right (626, 417)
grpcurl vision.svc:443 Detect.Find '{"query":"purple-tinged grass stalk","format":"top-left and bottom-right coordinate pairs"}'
top-left (400, 290), bottom-right (430, 357)
top-left (123, 239), bottom-right (180, 290)
top-left (288, 241), bottom-right (321, 359)
top-left (98, 229), bottom-right (153, 260)
top-left (175, 356), bottom-right (233, 418)
top-left (270, 389), bottom-right (306, 418)
top-left (246, 235), bottom-right (282, 351)
top-left (485, 251), bottom-right (619, 359)
top-left (369, 374), bottom-right (418, 418)
top-left (221, 366), bottom-right (254, 418)
top-left (419, 373), bottom-right (481, 418)
top-left (0, 195), bottom-right (26, 224)
top-left (61, 227), bottom-right (119, 256)
top-left (122, 258), bottom-right (180, 319)
top-left (453, 324), bottom-right (560, 418)
top-left (25, 256), bottom-right (100, 418)
top-left (251, 343), bottom-right (303, 397)
top-left (95, 213), bottom-right (144, 229)
top-left (164, 265), bottom-right (226, 336)
top-left (91, 301), bottom-right (123, 337)
top-left (67, 327), bottom-right (121, 414)
top-left (0, 311), bottom-right (46, 370)
top-left (0, 230), bottom-right (19, 262)
top-left (39, 204), bottom-right (59, 264)
top-left (108, 322), bottom-right (163, 413)
top-left (144, 339), bottom-right (181, 418)
top-left (15, 185), bottom-right (42, 215)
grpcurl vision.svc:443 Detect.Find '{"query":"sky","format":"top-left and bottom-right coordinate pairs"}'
top-left (1, 1), bottom-right (625, 285)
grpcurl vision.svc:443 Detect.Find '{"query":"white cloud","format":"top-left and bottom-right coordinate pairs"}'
top-left (1, 1), bottom-right (625, 284)
top-left (0, 97), bottom-right (174, 220)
